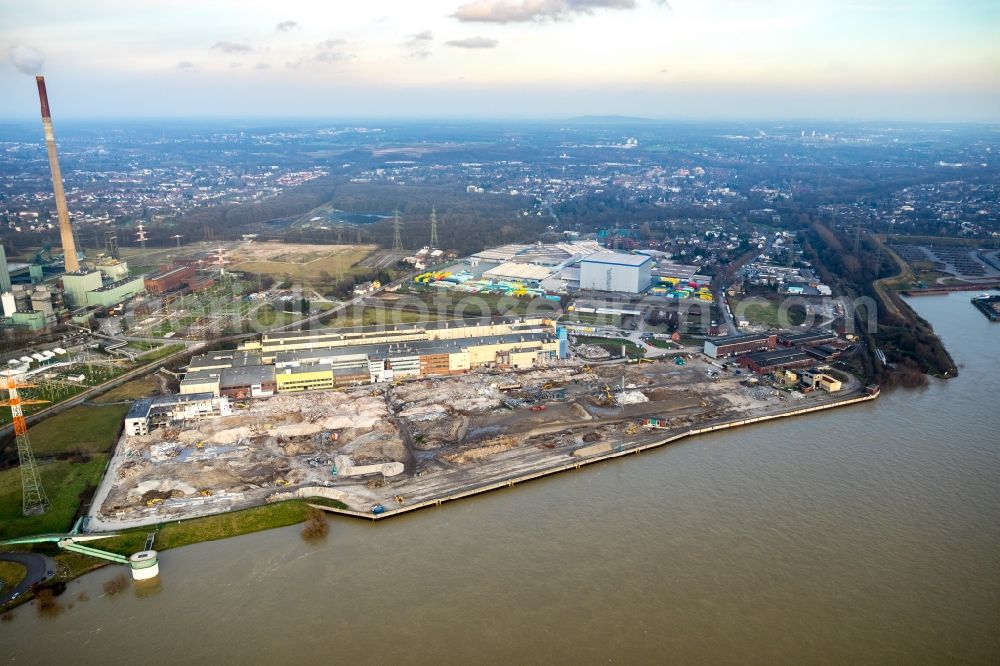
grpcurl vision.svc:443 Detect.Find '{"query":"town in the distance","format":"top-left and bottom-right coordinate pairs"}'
top-left (1, 77), bottom-right (998, 598)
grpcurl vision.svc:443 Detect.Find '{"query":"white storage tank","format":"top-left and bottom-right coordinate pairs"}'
top-left (129, 550), bottom-right (159, 580)
top-left (1, 291), bottom-right (15, 317)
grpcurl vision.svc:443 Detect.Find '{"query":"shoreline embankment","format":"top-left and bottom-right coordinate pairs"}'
top-left (306, 389), bottom-right (880, 521)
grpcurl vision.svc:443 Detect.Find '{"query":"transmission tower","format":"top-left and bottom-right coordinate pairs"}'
top-left (0, 373), bottom-right (50, 516)
top-left (429, 206), bottom-right (439, 248)
top-left (392, 209), bottom-right (403, 251)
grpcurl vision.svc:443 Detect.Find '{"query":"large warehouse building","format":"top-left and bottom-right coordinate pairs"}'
top-left (703, 333), bottom-right (777, 359)
top-left (579, 251), bottom-right (652, 293)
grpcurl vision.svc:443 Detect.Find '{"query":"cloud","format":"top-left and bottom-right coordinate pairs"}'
top-left (288, 39), bottom-right (354, 67)
top-left (276, 20), bottom-right (299, 32)
top-left (9, 45), bottom-right (45, 75)
top-left (212, 41), bottom-right (254, 54)
top-left (445, 36), bottom-right (499, 48)
top-left (405, 30), bottom-right (434, 58)
top-left (256, 62), bottom-right (271, 69)
top-left (176, 61), bottom-right (197, 71)
top-left (451, 0), bottom-right (637, 23)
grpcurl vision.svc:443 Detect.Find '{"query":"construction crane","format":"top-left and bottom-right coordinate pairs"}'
top-left (0, 372), bottom-right (50, 516)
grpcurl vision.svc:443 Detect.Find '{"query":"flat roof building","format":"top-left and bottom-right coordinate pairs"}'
top-left (740, 349), bottom-right (815, 373)
top-left (580, 251), bottom-right (652, 294)
top-left (704, 333), bottom-right (777, 359)
top-left (777, 329), bottom-right (838, 348)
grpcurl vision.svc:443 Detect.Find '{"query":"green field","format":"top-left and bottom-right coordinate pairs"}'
top-left (47, 497), bottom-right (349, 580)
top-left (24, 404), bottom-right (128, 456)
top-left (91, 375), bottom-right (160, 403)
top-left (0, 455), bottom-right (109, 540)
top-left (0, 404), bottom-right (126, 540)
top-left (731, 297), bottom-right (807, 329)
top-left (137, 343), bottom-right (185, 362)
top-left (0, 560), bottom-right (26, 590)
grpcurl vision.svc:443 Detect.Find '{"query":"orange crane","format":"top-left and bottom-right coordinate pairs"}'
top-left (1, 373), bottom-right (51, 516)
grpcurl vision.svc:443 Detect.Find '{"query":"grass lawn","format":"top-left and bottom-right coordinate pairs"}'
top-left (23, 404), bottom-right (128, 456)
top-left (48, 497), bottom-right (350, 579)
top-left (137, 343), bottom-right (185, 362)
top-left (91, 375), bottom-right (160, 403)
top-left (731, 297), bottom-right (807, 329)
top-left (0, 560), bottom-right (26, 590)
top-left (0, 455), bottom-right (109, 540)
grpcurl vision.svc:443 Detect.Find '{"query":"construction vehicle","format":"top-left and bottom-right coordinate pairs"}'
top-left (146, 498), bottom-right (164, 507)
top-left (394, 495), bottom-right (405, 505)
top-left (275, 479), bottom-right (288, 487)
top-left (624, 423), bottom-right (639, 435)
top-left (530, 404), bottom-right (547, 412)
top-left (199, 489), bottom-right (213, 497)
top-left (674, 356), bottom-right (686, 366)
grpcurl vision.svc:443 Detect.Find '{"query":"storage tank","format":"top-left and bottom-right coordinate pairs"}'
top-left (129, 550), bottom-right (159, 580)
top-left (1, 291), bottom-right (15, 317)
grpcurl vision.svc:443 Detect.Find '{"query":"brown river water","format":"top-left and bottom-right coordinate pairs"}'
top-left (2, 292), bottom-right (999, 664)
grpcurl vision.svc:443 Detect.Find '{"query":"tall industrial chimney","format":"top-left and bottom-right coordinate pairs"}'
top-left (35, 76), bottom-right (79, 273)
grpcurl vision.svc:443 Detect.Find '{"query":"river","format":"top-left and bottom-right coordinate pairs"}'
top-left (2, 292), bottom-right (998, 664)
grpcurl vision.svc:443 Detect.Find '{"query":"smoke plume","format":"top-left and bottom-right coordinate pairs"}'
top-left (9, 45), bottom-right (45, 75)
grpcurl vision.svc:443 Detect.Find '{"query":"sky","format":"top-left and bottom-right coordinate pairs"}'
top-left (1, 0), bottom-right (998, 122)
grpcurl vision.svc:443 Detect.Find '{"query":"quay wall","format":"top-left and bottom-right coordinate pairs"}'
top-left (303, 390), bottom-right (881, 522)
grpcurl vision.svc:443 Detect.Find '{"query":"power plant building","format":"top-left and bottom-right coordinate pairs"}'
top-left (85, 275), bottom-right (145, 307)
top-left (61, 270), bottom-right (103, 307)
top-left (579, 251), bottom-right (652, 293)
top-left (145, 265), bottom-right (196, 294)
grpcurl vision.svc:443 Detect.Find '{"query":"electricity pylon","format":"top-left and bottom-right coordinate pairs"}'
top-left (0, 373), bottom-right (50, 516)
top-left (429, 206), bottom-right (439, 248)
top-left (392, 209), bottom-right (403, 251)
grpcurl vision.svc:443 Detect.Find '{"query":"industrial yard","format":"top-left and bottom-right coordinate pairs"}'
top-left (87, 353), bottom-right (864, 529)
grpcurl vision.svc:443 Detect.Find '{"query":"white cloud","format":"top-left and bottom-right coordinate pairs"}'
top-left (212, 41), bottom-right (254, 53)
top-left (452, 0), bottom-right (637, 24)
top-left (405, 29), bottom-right (435, 58)
top-left (445, 36), bottom-right (499, 48)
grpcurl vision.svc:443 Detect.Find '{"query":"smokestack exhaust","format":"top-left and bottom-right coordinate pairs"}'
top-left (35, 76), bottom-right (79, 273)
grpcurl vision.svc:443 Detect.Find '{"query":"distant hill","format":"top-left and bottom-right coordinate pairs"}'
top-left (563, 115), bottom-right (660, 125)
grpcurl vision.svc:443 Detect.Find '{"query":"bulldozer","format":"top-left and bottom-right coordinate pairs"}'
top-left (624, 422), bottom-right (639, 435)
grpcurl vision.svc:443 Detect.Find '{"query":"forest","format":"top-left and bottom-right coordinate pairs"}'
top-left (799, 221), bottom-right (958, 386)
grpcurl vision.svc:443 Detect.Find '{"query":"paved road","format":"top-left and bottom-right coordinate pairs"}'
top-left (0, 551), bottom-right (57, 606)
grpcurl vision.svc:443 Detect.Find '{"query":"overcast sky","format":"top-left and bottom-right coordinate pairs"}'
top-left (1, 0), bottom-right (998, 122)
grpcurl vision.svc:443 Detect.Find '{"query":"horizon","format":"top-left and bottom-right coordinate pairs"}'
top-left (2, 0), bottom-right (999, 123)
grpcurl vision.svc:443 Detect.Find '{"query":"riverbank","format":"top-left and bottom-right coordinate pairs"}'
top-left (1, 496), bottom-right (347, 611)
top-left (304, 388), bottom-right (880, 521)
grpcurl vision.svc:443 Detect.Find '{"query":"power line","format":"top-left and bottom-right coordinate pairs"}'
top-left (392, 209), bottom-right (403, 251)
top-left (1, 375), bottom-right (50, 516)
